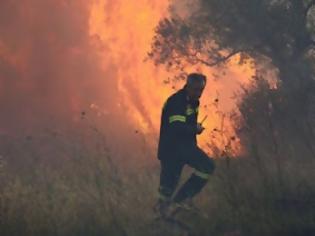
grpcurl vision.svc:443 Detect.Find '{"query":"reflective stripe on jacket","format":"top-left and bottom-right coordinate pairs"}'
top-left (157, 87), bottom-right (199, 160)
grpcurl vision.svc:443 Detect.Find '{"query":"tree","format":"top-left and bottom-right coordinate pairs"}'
top-left (150, 2), bottom-right (315, 230)
top-left (150, 0), bottom-right (315, 88)
top-left (150, 0), bottom-right (315, 158)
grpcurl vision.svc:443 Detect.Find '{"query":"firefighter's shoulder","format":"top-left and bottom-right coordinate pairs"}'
top-left (165, 89), bottom-right (185, 108)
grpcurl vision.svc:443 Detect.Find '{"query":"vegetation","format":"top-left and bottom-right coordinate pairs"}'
top-left (1, 1), bottom-right (315, 235)
top-left (149, 0), bottom-right (315, 234)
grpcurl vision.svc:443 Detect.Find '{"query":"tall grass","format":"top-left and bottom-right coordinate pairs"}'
top-left (1, 79), bottom-right (315, 236)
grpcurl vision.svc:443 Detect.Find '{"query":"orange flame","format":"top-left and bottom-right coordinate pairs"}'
top-left (89, 0), bottom-right (255, 156)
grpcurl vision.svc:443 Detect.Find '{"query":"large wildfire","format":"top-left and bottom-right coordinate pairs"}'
top-left (0, 0), bottom-right (255, 159)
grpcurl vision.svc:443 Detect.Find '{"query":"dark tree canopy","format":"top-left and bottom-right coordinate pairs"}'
top-left (150, 0), bottom-right (315, 88)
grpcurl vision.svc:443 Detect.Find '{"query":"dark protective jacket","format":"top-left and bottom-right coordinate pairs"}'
top-left (157, 87), bottom-right (200, 160)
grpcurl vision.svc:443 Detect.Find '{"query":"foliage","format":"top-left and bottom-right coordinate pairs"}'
top-left (150, 0), bottom-right (315, 87)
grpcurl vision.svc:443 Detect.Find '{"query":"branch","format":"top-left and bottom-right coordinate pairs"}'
top-left (195, 50), bottom-right (241, 67)
top-left (305, 0), bottom-right (315, 16)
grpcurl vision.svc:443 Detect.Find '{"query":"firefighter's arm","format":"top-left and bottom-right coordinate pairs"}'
top-left (166, 99), bottom-right (198, 136)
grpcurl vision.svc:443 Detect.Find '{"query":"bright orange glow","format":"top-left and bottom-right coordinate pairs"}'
top-left (89, 0), bottom-right (255, 157)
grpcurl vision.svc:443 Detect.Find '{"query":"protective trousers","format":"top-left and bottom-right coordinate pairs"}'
top-left (159, 146), bottom-right (215, 203)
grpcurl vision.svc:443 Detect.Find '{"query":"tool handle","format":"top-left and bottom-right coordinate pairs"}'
top-left (200, 115), bottom-right (208, 125)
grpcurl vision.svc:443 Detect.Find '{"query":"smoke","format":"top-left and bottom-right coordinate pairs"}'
top-left (0, 0), bottom-right (121, 134)
top-left (169, 0), bottom-right (200, 19)
top-left (0, 0), bottom-right (173, 167)
top-left (0, 0), bottom-right (254, 161)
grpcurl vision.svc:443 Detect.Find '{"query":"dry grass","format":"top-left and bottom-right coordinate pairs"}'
top-left (1, 80), bottom-right (315, 236)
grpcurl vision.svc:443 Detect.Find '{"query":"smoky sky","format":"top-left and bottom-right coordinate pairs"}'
top-left (0, 0), bottom-right (255, 161)
top-left (0, 0), bottom-right (122, 134)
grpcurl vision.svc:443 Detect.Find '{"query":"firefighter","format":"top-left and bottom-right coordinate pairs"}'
top-left (155, 73), bottom-right (215, 217)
